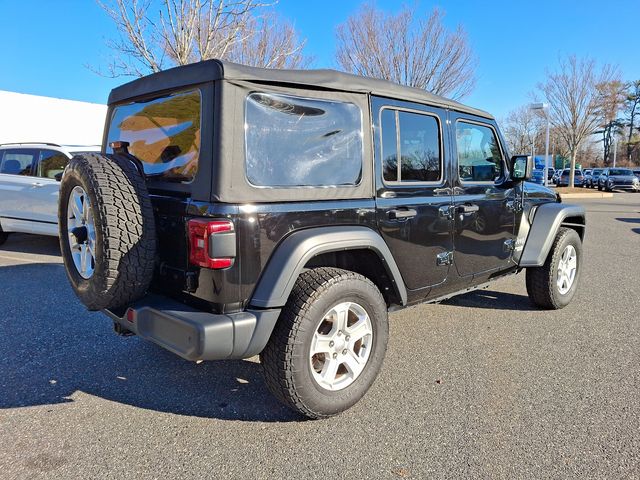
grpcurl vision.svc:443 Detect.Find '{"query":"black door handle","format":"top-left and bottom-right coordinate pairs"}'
top-left (388, 208), bottom-right (417, 220)
top-left (458, 204), bottom-right (479, 214)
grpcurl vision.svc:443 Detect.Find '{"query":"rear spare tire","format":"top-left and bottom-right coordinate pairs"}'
top-left (58, 153), bottom-right (156, 311)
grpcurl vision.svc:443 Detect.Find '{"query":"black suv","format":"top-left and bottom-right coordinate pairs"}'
top-left (58, 60), bottom-right (586, 418)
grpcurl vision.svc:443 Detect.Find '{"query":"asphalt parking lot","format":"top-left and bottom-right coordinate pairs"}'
top-left (1, 193), bottom-right (638, 479)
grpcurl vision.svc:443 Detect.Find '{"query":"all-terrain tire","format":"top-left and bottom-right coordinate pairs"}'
top-left (58, 153), bottom-right (156, 311)
top-left (261, 267), bottom-right (388, 419)
top-left (525, 227), bottom-right (582, 310)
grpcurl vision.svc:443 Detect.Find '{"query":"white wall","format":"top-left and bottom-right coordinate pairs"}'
top-left (0, 90), bottom-right (107, 146)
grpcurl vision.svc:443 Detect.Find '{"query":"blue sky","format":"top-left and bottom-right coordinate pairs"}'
top-left (1, 0), bottom-right (638, 119)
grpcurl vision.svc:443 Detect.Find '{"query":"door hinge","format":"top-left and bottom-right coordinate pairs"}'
top-left (438, 205), bottom-right (455, 220)
top-left (436, 251), bottom-right (453, 266)
top-left (503, 239), bottom-right (516, 252)
top-left (506, 199), bottom-right (523, 213)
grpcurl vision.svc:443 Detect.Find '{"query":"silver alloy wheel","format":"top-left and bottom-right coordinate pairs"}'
top-left (309, 301), bottom-right (373, 391)
top-left (67, 185), bottom-right (96, 279)
top-left (556, 244), bottom-right (577, 295)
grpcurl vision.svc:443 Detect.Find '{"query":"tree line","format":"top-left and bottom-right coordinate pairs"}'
top-left (503, 59), bottom-right (640, 187)
top-left (96, 1), bottom-right (475, 99)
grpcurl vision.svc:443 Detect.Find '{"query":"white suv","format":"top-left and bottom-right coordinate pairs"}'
top-left (0, 143), bottom-right (100, 244)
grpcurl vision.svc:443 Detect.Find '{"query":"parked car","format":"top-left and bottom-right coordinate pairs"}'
top-left (597, 167), bottom-right (640, 192)
top-left (584, 168), bottom-right (603, 188)
top-left (56, 59), bottom-right (586, 419)
top-left (0, 143), bottom-right (100, 244)
top-left (552, 169), bottom-right (562, 185)
top-left (633, 168), bottom-right (640, 180)
top-left (556, 168), bottom-right (584, 187)
top-left (531, 169), bottom-right (545, 185)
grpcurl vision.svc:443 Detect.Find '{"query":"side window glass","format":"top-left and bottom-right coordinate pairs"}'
top-left (0, 149), bottom-right (36, 176)
top-left (38, 150), bottom-right (69, 179)
top-left (380, 108), bottom-right (442, 183)
top-left (455, 122), bottom-right (504, 182)
top-left (381, 109), bottom-right (398, 182)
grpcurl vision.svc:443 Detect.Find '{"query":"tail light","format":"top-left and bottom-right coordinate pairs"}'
top-left (188, 219), bottom-right (236, 269)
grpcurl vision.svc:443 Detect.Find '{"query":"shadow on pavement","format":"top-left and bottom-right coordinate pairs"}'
top-left (632, 228), bottom-right (640, 235)
top-left (0, 262), bottom-right (301, 422)
top-left (443, 289), bottom-right (537, 311)
top-left (0, 233), bottom-right (61, 256)
top-left (615, 217), bottom-right (640, 224)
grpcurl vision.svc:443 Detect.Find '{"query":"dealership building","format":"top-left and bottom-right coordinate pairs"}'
top-left (0, 90), bottom-right (107, 146)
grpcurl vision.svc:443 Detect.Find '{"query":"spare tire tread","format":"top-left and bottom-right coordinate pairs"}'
top-left (59, 153), bottom-right (156, 311)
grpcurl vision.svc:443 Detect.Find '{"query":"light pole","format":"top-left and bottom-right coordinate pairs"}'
top-left (530, 103), bottom-right (550, 185)
top-left (613, 135), bottom-right (617, 167)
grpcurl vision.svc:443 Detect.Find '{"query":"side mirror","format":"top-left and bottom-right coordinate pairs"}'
top-left (510, 155), bottom-right (534, 182)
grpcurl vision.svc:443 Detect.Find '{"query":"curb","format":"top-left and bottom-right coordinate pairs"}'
top-left (558, 192), bottom-right (614, 199)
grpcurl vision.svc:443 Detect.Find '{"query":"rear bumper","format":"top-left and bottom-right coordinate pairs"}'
top-left (104, 294), bottom-right (281, 361)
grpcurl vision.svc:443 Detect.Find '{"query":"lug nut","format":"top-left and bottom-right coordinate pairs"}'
top-left (332, 353), bottom-right (338, 359)
top-left (329, 341), bottom-right (334, 347)
top-left (345, 336), bottom-right (350, 341)
top-left (342, 349), bottom-right (347, 355)
top-left (337, 330), bottom-right (342, 336)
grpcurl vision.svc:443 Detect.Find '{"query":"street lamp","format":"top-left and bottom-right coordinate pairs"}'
top-left (530, 103), bottom-right (550, 186)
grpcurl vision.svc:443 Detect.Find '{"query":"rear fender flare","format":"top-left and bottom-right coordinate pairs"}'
top-left (249, 226), bottom-right (407, 308)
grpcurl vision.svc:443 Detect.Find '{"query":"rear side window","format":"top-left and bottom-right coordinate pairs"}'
top-left (380, 108), bottom-right (442, 183)
top-left (107, 89), bottom-right (201, 182)
top-left (456, 122), bottom-right (504, 182)
top-left (0, 149), bottom-right (36, 176)
top-left (38, 150), bottom-right (69, 179)
top-left (245, 93), bottom-right (363, 187)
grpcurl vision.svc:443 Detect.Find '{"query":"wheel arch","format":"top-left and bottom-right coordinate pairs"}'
top-left (249, 226), bottom-right (407, 309)
top-left (519, 203), bottom-right (586, 267)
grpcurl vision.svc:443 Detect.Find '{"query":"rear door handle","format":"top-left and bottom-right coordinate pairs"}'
top-left (388, 208), bottom-right (417, 220)
top-left (31, 182), bottom-right (45, 188)
top-left (458, 204), bottom-right (479, 214)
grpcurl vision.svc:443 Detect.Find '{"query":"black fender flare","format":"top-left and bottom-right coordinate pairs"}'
top-left (518, 203), bottom-right (586, 267)
top-left (249, 226), bottom-right (408, 308)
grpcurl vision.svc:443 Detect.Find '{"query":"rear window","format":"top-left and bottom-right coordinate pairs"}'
top-left (107, 89), bottom-right (201, 182)
top-left (245, 92), bottom-right (363, 187)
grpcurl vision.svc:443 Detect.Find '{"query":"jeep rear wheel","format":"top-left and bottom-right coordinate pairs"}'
top-left (261, 267), bottom-right (388, 419)
top-left (58, 153), bottom-right (156, 311)
top-left (525, 227), bottom-right (582, 310)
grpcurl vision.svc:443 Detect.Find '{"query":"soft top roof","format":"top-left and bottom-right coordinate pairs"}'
top-left (109, 59), bottom-right (492, 119)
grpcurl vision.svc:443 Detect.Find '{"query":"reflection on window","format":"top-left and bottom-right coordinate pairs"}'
top-left (245, 93), bottom-right (363, 187)
top-left (107, 89), bottom-right (201, 182)
top-left (456, 122), bottom-right (503, 182)
top-left (38, 150), bottom-right (69, 179)
top-left (381, 109), bottom-right (441, 183)
top-left (0, 150), bottom-right (36, 176)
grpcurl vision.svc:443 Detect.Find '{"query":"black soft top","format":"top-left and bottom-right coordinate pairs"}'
top-left (108, 59), bottom-right (492, 119)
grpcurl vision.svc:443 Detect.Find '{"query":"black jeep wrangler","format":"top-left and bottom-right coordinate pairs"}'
top-left (58, 60), bottom-right (585, 419)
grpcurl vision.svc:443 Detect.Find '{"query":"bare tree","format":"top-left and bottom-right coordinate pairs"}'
top-left (225, 11), bottom-right (311, 69)
top-left (536, 55), bottom-right (617, 187)
top-left (96, 0), bottom-right (310, 76)
top-left (502, 106), bottom-right (543, 155)
top-left (335, 4), bottom-right (476, 100)
top-left (624, 80), bottom-right (640, 162)
top-left (594, 80), bottom-right (625, 164)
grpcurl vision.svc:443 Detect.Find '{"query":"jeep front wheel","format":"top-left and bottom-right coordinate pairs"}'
top-left (261, 267), bottom-right (388, 419)
top-left (525, 227), bottom-right (582, 310)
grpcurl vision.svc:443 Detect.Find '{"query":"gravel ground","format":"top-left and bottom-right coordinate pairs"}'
top-left (0, 193), bottom-right (638, 479)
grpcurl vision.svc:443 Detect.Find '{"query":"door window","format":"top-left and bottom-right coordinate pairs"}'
top-left (37, 150), bottom-right (69, 179)
top-left (0, 149), bottom-right (37, 176)
top-left (455, 122), bottom-right (504, 183)
top-left (381, 109), bottom-right (442, 183)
